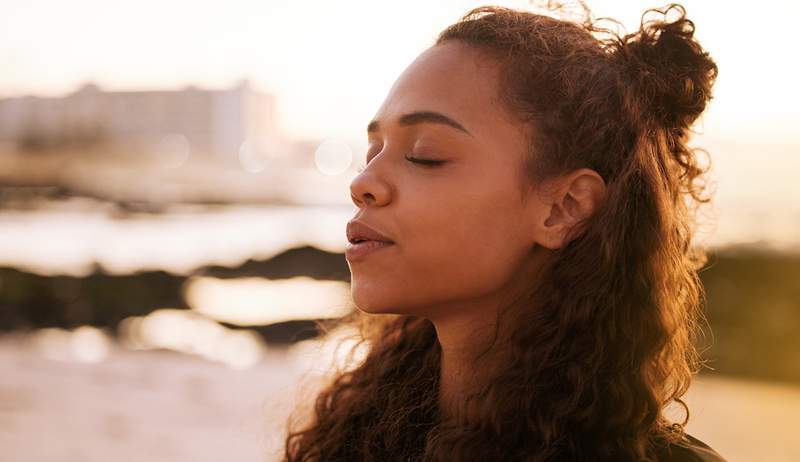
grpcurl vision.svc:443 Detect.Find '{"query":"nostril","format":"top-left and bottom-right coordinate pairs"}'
top-left (350, 192), bottom-right (367, 206)
top-left (351, 192), bottom-right (375, 206)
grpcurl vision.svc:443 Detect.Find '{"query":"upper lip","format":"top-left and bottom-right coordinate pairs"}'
top-left (346, 220), bottom-right (394, 244)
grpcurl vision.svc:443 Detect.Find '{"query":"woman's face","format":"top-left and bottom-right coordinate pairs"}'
top-left (347, 41), bottom-right (549, 320)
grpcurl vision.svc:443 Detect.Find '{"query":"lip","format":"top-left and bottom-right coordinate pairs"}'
top-left (345, 220), bottom-right (395, 262)
top-left (346, 220), bottom-right (394, 244)
top-left (345, 240), bottom-right (395, 261)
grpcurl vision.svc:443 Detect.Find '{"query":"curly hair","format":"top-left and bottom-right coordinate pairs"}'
top-left (283, 3), bottom-right (718, 461)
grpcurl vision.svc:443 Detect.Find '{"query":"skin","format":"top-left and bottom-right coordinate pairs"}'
top-left (346, 41), bottom-right (607, 416)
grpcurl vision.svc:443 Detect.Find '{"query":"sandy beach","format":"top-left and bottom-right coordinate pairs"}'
top-left (0, 331), bottom-right (796, 462)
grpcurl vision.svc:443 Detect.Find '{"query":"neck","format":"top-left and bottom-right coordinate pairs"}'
top-left (431, 247), bottom-right (550, 420)
top-left (432, 302), bottom-right (499, 420)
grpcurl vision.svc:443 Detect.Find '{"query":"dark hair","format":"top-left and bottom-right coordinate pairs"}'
top-left (284, 3), bottom-right (718, 461)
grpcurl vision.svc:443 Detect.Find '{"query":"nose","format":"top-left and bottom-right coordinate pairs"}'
top-left (349, 168), bottom-right (392, 208)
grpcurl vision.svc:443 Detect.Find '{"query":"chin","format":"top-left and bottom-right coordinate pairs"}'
top-left (351, 295), bottom-right (398, 315)
top-left (350, 283), bottom-right (410, 316)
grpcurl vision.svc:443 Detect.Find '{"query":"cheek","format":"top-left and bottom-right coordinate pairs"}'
top-left (348, 189), bottom-right (530, 315)
top-left (417, 207), bottom-right (526, 295)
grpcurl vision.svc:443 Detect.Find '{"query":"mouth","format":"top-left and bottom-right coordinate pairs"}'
top-left (345, 220), bottom-right (394, 260)
top-left (345, 239), bottom-right (395, 261)
top-left (345, 220), bottom-right (395, 246)
top-left (348, 237), bottom-right (394, 245)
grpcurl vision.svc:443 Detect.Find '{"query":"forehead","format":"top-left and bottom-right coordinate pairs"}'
top-left (372, 41), bottom-right (514, 138)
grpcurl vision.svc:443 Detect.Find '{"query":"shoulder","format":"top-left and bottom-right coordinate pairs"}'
top-left (654, 432), bottom-right (728, 462)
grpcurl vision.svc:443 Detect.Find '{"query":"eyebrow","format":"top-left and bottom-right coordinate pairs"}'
top-left (367, 111), bottom-right (473, 137)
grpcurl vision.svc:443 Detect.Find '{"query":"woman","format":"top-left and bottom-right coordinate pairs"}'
top-left (285, 3), bottom-right (725, 461)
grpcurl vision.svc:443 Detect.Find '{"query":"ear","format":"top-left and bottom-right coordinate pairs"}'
top-left (535, 168), bottom-right (606, 250)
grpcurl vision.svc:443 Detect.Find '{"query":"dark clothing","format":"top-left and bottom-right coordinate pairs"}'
top-left (655, 433), bottom-right (728, 462)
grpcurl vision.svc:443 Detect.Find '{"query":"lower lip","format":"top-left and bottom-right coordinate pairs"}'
top-left (345, 240), bottom-right (394, 261)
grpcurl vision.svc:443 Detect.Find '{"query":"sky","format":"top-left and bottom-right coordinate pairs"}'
top-left (1, 0), bottom-right (798, 142)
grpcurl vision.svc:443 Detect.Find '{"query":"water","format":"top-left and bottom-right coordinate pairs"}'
top-left (0, 198), bottom-right (356, 276)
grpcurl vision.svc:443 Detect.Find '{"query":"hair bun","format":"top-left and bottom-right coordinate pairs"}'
top-left (611, 4), bottom-right (718, 130)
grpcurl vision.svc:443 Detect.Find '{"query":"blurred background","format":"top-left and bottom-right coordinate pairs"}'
top-left (0, 1), bottom-right (797, 461)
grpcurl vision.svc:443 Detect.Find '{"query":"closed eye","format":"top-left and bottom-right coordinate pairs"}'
top-left (405, 155), bottom-right (445, 167)
top-left (355, 154), bottom-right (445, 173)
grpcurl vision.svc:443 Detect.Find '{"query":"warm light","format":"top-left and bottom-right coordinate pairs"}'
top-left (314, 138), bottom-right (353, 176)
top-left (155, 133), bottom-right (190, 169)
top-left (70, 325), bottom-right (111, 362)
top-left (239, 139), bottom-right (272, 173)
top-left (0, 203), bottom-right (354, 276)
top-left (118, 308), bottom-right (267, 370)
top-left (288, 324), bottom-right (367, 376)
top-left (184, 275), bottom-right (353, 325)
top-left (32, 326), bottom-right (111, 363)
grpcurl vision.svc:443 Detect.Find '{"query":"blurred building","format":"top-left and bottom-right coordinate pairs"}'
top-left (0, 80), bottom-right (281, 158)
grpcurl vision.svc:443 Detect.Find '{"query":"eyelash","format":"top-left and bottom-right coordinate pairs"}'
top-left (406, 155), bottom-right (445, 167)
top-left (357, 155), bottom-right (445, 173)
